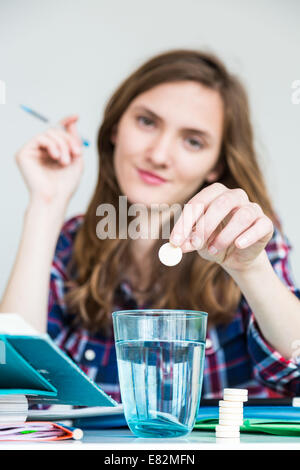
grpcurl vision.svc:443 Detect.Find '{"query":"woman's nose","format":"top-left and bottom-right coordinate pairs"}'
top-left (146, 133), bottom-right (173, 166)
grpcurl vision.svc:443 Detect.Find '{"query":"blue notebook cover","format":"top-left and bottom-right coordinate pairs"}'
top-left (0, 333), bottom-right (118, 407)
top-left (73, 406), bottom-right (300, 430)
top-left (73, 413), bottom-right (128, 429)
top-left (196, 406), bottom-right (300, 421)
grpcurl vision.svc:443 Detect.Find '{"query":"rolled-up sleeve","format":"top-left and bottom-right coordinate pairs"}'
top-left (245, 226), bottom-right (300, 396)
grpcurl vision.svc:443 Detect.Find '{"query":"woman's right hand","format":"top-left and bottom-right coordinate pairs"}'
top-left (16, 115), bottom-right (84, 207)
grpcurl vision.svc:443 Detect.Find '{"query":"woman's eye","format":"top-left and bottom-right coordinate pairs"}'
top-left (137, 116), bottom-right (154, 127)
top-left (186, 138), bottom-right (204, 150)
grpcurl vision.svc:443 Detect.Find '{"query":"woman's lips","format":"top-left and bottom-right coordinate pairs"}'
top-left (137, 168), bottom-right (168, 185)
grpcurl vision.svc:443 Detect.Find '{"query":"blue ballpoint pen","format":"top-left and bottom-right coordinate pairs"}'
top-left (57, 423), bottom-right (84, 440)
top-left (20, 104), bottom-right (90, 147)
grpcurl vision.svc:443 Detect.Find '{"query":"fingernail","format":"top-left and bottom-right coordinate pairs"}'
top-left (237, 236), bottom-right (249, 247)
top-left (208, 245), bottom-right (218, 255)
top-left (192, 235), bottom-right (202, 249)
top-left (171, 234), bottom-right (183, 246)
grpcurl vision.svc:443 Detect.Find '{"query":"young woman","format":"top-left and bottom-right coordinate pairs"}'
top-left (1, 49), bottom-right (300, 402)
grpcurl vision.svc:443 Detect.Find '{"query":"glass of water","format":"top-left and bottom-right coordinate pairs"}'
top-left (112, 309), bottom-right (207, 438)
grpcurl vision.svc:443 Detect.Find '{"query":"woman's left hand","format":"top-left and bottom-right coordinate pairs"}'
top-left (170, 182), bottom-right (274, 273)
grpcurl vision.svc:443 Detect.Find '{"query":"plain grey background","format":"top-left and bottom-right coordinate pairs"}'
top-left (0, 0), bottom-right (299, 298)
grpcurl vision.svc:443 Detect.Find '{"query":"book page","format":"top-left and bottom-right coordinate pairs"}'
top-left (0, 314), bottom-right (39, 336)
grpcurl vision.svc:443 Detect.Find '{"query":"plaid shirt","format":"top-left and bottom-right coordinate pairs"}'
top-left (48, 215), bottom-right (300, 403)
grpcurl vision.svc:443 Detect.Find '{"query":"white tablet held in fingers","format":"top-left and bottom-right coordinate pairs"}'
top-left (158, 242), bottom-right (183, 266)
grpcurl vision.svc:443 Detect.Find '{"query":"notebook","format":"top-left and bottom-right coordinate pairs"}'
top-left (0, 313), bottom-right (118, 408)
top-left (195, 406), bottom-right (300, 436)
top-left (0, 421), bottom-right (83, 442)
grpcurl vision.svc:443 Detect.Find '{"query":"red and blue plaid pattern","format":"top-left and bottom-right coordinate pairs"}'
top-left (48, 215), bottom-right (300, 403)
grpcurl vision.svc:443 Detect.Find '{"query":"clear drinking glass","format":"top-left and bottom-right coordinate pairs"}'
top-left (112, 309), bottom-right (207, 438)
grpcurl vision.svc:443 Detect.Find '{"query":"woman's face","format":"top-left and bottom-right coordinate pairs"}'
top-left (112, 81), bottom-right (224, 207)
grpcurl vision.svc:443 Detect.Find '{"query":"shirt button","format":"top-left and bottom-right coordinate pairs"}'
top-left (205, 338), bottom-right (213, 349)
top-left (85, 349), bottom-right (96, 361)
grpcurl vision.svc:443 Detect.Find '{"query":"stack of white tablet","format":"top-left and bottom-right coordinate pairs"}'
top-left (215, 388), bottom-right (248, 441)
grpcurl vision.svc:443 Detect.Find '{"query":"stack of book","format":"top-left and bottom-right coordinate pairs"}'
top-left (0, 394), bottom-right (28, 424)
top-left (0, 313), bottom-right (124, 440)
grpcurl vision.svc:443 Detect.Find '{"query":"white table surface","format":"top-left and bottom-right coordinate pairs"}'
top-left (0, 427), bottom-right (299, 450)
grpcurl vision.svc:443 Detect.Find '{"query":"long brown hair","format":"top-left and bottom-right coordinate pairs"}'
top-left (65, 48), bottom-right (280, 334)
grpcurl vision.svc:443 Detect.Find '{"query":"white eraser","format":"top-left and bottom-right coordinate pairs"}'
top-left (158, 242), bottom-right (182, 266)
top-left (72, 428), bottom-right (84, 440)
